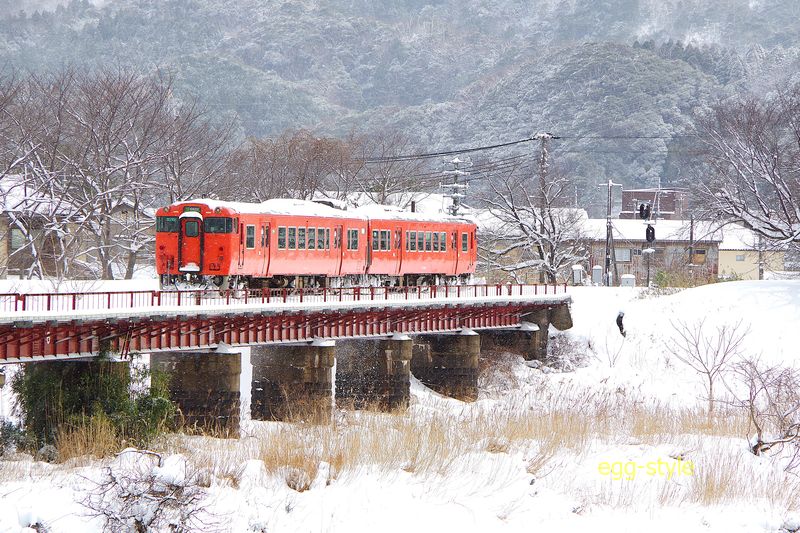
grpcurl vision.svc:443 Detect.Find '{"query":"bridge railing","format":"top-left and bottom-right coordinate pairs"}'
top-left (0, 283), bottom-right (568, 314)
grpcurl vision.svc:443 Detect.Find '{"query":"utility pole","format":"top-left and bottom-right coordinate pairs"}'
top-left (441, 157), bottom-right (470, 216)
top-left (600, 179), bottom-right (622, 286)
top-left (533, 133), bottom-right (560, 282)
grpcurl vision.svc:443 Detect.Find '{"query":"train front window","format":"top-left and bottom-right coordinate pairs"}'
top-left (184, 220), bottom-right (199, 237)
top-left (156, 216), bottom-right (179, 233)
top-left (204, 217), bottom-right (233, 234)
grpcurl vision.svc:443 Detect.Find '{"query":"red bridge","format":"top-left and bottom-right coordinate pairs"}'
top-left (0, 283), bottom-right (570, 363)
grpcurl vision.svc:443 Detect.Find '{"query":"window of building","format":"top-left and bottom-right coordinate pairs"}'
top-left (156, 216), bottom-right (179, 233)
top-left (347, 229), bottom-right (359, 250)
top-left (736, 254), bottom-right (745, 262)
top-left (288, 227), bottom-right (296, 249)
top-left (245, 225), bottom-right (255, 248)
top-left (692, 249), bottom-right (707, 264)
top-left (298, 227), bottom-right (306, 250)
top-left (614, 248), bottom-right (632, 262)
top-left (278, 227), bottom-right (286, 249)
top-left (461, 233), bottom-right (468, 252)
top-left (9, 228), bottom-right (24, 251)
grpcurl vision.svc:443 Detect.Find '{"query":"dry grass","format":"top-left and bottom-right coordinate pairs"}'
top-left (55, 414), bottom-right (122, 463)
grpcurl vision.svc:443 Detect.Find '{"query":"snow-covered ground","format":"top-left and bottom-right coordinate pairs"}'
top-left (1, 281), bottom-right (800, 532)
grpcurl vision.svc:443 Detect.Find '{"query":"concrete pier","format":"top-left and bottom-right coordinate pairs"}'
top-left (480, 322), bottom-right (543, 361)
top-left (150, 350), bottom-right (241, 438)
top-left (336, 334), bottom-right (412, 410)
top-left (250, 340), bottom-right (334, 423)
top-left (411, 329), bottom-right (480, 401)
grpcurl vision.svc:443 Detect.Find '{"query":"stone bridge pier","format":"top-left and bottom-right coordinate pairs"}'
top-left (479, 303), bottom-right (573, 361)
top-left (250, 340), bottom-right (335, 423)
top-left (411, 329), bottom-right (481, 401)
top-left (335, 334), bottom-right (413, 410)
top-left (150, 350), bottom-right (241, 438)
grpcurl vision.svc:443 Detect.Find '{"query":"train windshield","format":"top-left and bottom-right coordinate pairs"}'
top-left (156, 216), bottom-right (179, 233)
top-left (204, 217), bottom-right (234, 234)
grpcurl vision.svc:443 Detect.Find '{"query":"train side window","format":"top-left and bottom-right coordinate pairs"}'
top-left (425, 232), bottom-right (432, 252)
top-left (325, 228), bottom-right (330, 250)
top-left (347, 229), bottom-right (358, 250)
top-left (278, 227), bottom-right (286, 249)
top-left (308, 228), bottom-right (316, 250)
top-left (245, 225), bottom-right (255, 248)
top-left (432, 232), bottom-right (440, 252)
top-left (395, 230), bottom-right (401, 250)
top-left (317, 227), bottom-right (324, 249)
top-left (409, 231), bottom-right (417, 251)
top-left (372, 230), bottom-right (379, 251)
top-left (461, 232), bottom-right (468, 252)
top-left (417, 232), bottom-right (424, 251)
top-left (379, 230), bottom-right (389, 251)
top-left (440, 232), bottom-right (447, 252)
top-left (298, 227), bottom-right (306, 250)
top-left (288, 227), bottom-right (296, 249)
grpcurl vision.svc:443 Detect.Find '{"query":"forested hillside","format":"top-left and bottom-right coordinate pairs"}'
top-left (1, 0), bottom-right (799, 201)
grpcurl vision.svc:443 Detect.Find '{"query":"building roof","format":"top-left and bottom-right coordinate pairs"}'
top-left (584, 218), bottom-right (724, 243)
top-left (719, 223), bottom-right (789, 252)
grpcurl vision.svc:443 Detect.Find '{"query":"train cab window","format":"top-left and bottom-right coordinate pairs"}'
top-left (409, 231), bottom-right (417, 251)
top-left (440, 232), bottom-right (447, 252)
top-left (298, 227), bottom-right (306, 250)
top-left (156, 216), bottom-right (179, 233)
top-left (204, 217), bottom-right (233, 234)
top-left (347, 229), bottom-right (359, 250)
top-left (288, 227), bottom-right (297, 249)
top-left (325, 229), bottom-right (330, 250)
top-left (461, 232), bottom-right (468, 252)
top-left (432, 232), bottom-right (440, 252)
top-left (317, 228), bottom-right (325, 250)
top-left (308, 228), bottom-right (316, 250)
top-left (278, 227), bottom-right (286, 249)
top-left (425, 232), bottom-right (432, 252)
top-left (184, 220), bottom-right (199, 237)
top-left (372, 230), bottom-right (379, 251)
top-left (245, 225), bottom-right (256, 248)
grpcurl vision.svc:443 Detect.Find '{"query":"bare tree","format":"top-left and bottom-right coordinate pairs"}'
top-left (479, 160), bottom-right (588, 283)
top-left (726, 359), bottom-right (800, 468)
top-left (666, 318), bottom-right (748, 416)
top-left (696, 84), bottom-right (800, 243)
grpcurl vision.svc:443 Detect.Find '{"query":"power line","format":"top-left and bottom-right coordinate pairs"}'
top-left (361, 136), bottom-right (545, 163)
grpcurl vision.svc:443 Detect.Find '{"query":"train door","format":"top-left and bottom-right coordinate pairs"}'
top-left (260, 222), bottom-right (270, 275)
top-left (334, 225), bottom-right (344, 275)
top-left (468, 229), bottom-right (476, 270)
top-left (394, 227), bottom-right (403, 276)
top-left (178, 214), bottom-right (203, 272)
top-left (237, 219), bottom-right (245, 269)
top-left (452, 231), bottom-right (460, 273)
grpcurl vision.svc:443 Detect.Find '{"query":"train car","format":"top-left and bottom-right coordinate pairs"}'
top-left (155, 198), bottom-right (477, 288)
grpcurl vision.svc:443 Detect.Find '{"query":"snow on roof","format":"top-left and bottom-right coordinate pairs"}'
top-left (181, 198), bottom-right (475, 224)
top-left (720, 223), bottom-right (789, 251)
top-left (584, 218), bottom-right (724, 243)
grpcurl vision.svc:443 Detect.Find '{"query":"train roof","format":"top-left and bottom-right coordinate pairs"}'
top-left (173, 198), bottom-right (475, 225)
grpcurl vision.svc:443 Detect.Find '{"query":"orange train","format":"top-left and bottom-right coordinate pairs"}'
top-left (155, 198), bottom-right (478, 288)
